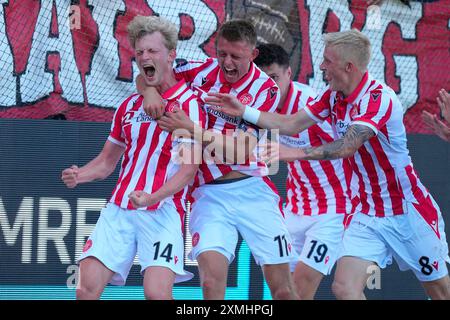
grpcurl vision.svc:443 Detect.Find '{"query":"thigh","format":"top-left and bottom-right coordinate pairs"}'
top-left (78, 203), bottom-right (137, 285)
top-left (387, 202), bottom-right (449, 282)
top-left (78, 256), bottom-right (115, 292)
top-left (334, 256), bottom-right (376, 292)
top-left (236, 179), bottom-right (295, 266)
top-left (299, 214), bottom-right (345, 275)
top-left (338, 213), bottom-right (392, 269)
top-left (197, 250), bottom-right (230, 281)
top-left (189, 186), bottom-right (239, 263)
top-left (136, 204), bottom-right (193, 283)
top-left (284, 211), bottom-right (311, 272)
top-left (262, 263), bottom-right (295, 299)
top-left (143, 266), bottom-right (176, 299)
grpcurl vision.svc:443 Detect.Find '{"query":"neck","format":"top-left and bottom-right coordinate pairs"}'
top-left (342, 70), bottom-right (365, 98)
top-left (156, 72), bottom-right (178, 95)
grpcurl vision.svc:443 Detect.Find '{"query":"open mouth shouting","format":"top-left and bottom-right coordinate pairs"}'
top-left (142, 64), bottom-right (156, 81)
top-left (222, 66), bottom-right (239, 81)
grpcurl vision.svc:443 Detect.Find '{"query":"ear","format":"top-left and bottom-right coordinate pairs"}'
top-left (251, 48), bottom-right (259, 61)
top-left (346, 61), bottom-right (354, 72)
top-left (287, 66), bottom-right (292, 79)
top-left (168, 49), bottom-right (177, 64)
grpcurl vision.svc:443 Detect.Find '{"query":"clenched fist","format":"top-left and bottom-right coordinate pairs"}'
top-left (61, 165), bottom-right (79, 188)
top-left (129, 190), bottom-right (154, 208)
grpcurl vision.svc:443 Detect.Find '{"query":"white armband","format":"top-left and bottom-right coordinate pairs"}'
top-left (242, 107), bottom-right (261, 125)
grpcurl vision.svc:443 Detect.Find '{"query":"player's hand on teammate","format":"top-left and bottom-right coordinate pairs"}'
top-left (205, 92), bottom-right (245, 117)
top-left (259, 141), bottom-right (307, 164)
top-left (143, 88), bottom-right (165, 120)
top-left (129, 190), bottom-right (155, 208)
top-left (61, 165), bottom-right (80, 188)
top-left (157, 108), bottom-right (194, 133)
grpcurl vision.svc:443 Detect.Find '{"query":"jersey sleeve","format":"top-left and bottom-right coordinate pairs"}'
top-left (250, 81), bottom-right (280, 113)
top-left (174, 58), bottom-right (211, 83)
top-left (304, 87), bottom-right (332, 123)
top-left (351, 89), bottom-right (392, 135)
top-left (298, 85), bottom-right (317, 109)
top-left (107, 95), bottom-right (135, 148)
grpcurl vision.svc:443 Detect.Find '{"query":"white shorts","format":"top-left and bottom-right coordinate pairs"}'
top-left (189, 176), bottom-right (295, 266)
top-left (285, 211), bottom-right (345, 275)
top-left (339, 199), bottom-right (450, 282)
top-left (78, 203), bottom-right (193, 285)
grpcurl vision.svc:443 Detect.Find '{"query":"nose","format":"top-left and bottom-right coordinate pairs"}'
top-left (320, 60), bottom-right (325, 71)
top-left (142, 51), bottom-right (151, 60)
top-left (223, 55), bottom-right (233, 67)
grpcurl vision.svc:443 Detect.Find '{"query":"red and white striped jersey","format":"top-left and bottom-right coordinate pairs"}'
top-left (304, 72), bottom-right (438, 229)
top-left (108, 79), bottom-right (206, 221)
top-left (175, 58), bottom-right (280, 185)
top-left (279, 81), bottom-right (355, 216)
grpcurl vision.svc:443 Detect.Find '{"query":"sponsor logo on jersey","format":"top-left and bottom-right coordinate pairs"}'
top-left (206, 105), bottom-right (240, 125)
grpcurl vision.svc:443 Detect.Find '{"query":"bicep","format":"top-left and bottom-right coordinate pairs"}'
top-left (343, 124), bottom-right (375, 153)
top-left (100, 140), bottom-right (125, 166)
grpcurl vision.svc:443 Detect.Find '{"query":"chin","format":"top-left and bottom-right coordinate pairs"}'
top-left (144, 78), bottom-right (157, 87)
top-left (225, 75), bottom-right (239, 84)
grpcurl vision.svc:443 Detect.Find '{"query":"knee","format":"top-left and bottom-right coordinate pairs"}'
top-left (76, 285), bottom-right (103, 300)
top-left (332, 279), bottom-right (360, 300)
top-left (201, 275), bottom-right (224, 292)
top-left (144, 287), bottom-right (172, 300)
top-left (272, 286), bottom-right (297, 300)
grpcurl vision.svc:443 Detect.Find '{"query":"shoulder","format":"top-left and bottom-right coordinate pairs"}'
top-left (117, 93), bottom-right (141, 111)
top-left (292, 81), bottom-right (317, 98)
top-left (174, 58), bottom-right (213, 73)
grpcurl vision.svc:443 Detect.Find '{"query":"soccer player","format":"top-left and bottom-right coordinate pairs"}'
top-left (253, 43), bottom-right (355, 299)
top-left (214, 29), bottom-right (450, 300)
top-left (138, 20), bottom-right (298, 300)
top-left (61, 15), bottom-right (205, 300)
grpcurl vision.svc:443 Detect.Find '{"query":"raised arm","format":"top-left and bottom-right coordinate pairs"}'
top-left (61, 140), bottom-right (125, 188)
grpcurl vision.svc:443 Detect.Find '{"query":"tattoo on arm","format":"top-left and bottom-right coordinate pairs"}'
top-left (302, 124), bottom-right (375, 160)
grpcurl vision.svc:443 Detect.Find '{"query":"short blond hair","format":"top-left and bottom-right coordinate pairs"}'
top-left (127, 15), bottom-right (178, 50)
top-left (324, 29), bottom-right (371, 71)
